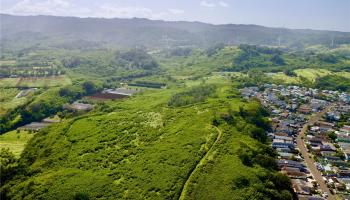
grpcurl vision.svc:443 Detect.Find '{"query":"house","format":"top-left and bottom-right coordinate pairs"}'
top-left (316, 121), bottom-right (335, 132)
top-left (282, 169), bottom-right (308, 179)
top-left (278, 152), bottom-right (294, 159)
top-left (326, 112), bottom-right (341, 122)
top-left (338, 170), bottom-right (350, 177)
top-left (338, 142), bottom-right (350, 160)
top-left (274, 135), bottom-right (294, 142)
top-left (103, 88), bottom-right (138, 97)
top-left (340, 125), bottom-right (350, 134)
top-left (307, 137), bottom-right (323, 147)
top-left (299, 105), bottom-right (311, 114)
top-left (272, 139), bottom-right (295, 149)
top-left (276, 147), bottom-right (293, 153)
top-left (277, 159), bottom-right (305, 169)
top-left (337, 133), bottom-right (350, 143)
top-left (310, 99), bottom-right (328, 111)
top-left (42, 115), bottom-right (61, 123)
top-left (320, 144), bottom-right (336, 152)
top-left (291, 179), bottom-right (312, 195)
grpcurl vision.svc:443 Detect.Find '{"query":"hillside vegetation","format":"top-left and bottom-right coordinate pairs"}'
top-left (1, 82), bottom-right (292, 200)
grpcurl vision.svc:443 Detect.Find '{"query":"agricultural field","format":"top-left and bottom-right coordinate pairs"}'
top-left (0, 88), bottom-right (28, 116)
top-left (16, 75), bottom-right (72, 88)
top-left (0, 60), bottom-right (16, 66)
top-left (0, 130), bottom-right (33, 157)
top-left (0, 75), bottom-right (71, 88)
top-left (268, 72), bottom-right (300, 84)
top-left (0, 78), bottom-right (20, 87)
top-left (270, 68), bottom-right (350, 84)
top-left (294, 68), bottom-right (333, 82)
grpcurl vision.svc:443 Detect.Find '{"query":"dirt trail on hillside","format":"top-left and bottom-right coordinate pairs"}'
top-left (178, 126), bottom-right (222, 200)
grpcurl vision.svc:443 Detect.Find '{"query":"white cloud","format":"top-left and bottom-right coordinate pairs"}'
top-left (168, 9), bottom-right (185, 15)
top-left (200, 1), bottom-right (216, 8)
top-left (3, 0), bottom-right (71, 16)
top-left (2, 1), bottom-right (185, 20)
top-left (219, 1), bottom-right (229, 8)
top-left (200, 1), bottom-right (229, 8)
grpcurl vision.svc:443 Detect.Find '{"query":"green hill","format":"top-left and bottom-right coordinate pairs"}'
top-left (1, 83), bottom-right (292, 200)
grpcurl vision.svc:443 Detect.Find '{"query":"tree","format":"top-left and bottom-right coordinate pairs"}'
top-left (283, 69), bottom-right (297, 77)
top-left (250, 127), bottom-right (267, 143)
top-left (328, 132), bottom-right (337, 142)
top-left (0, 148), bottom-right (18, 182)
top-left (270, 173), bottom-right (292, 191)
top-left (82, 81), bottom-right (97, 95)
top-left (270, 54), bottom-right (285, 65)
top-left (73, 192), bottom-right (89, 200)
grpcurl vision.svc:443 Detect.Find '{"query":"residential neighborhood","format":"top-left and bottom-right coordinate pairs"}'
top-left (241, 84), bottom-right (350, 200)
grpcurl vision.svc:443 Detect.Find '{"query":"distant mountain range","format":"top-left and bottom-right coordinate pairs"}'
top-left (1, 14), bottom-right (350, 50)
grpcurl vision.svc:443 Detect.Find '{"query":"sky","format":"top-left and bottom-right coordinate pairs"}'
top-left (1, 0), bottom-right (350, 32)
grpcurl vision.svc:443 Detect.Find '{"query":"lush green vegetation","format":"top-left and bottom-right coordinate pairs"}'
top-left (0, 79), bottom-right (293, 199)
top-left (0, 130), bottom-right (33, 157)
top-left (315, 75), bottom-right (350, 92)
top-left (1, 40), bottom-right (349, 199)
top-left (168, 85), bottom-right (217, 107)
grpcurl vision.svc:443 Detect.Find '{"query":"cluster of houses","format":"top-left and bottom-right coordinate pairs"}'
top-left (307, 104), bottom-right (350, 199)
top-left (240, 84), bottom-right (350, 200)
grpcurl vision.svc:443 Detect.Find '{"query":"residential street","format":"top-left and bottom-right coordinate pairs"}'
top-left (296, 105), bottom-right (335, 200)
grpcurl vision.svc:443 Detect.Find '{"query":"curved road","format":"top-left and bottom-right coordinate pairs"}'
top-left (296, 105), bottom-right (335, 200)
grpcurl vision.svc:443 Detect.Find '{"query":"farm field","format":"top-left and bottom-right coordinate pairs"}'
top-left (271, 68), bottom-right (350, 83)
top-left (0, 88), bottom-right (27, 116)
top-left (0, 60), bottom-right (16, 66)
top-left (294, 68), bottom-right (332, 81)
top-left (0, 130), bottom-right (33, 157)
top-left (0, 75), bottom-right (72, 88)
top-left (269, 72), bottom-right (300, 84)
top-left (0, 78), bottom-right (21, 87)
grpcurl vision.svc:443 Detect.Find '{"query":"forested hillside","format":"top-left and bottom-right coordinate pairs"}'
top-left (1, 14), bottom-right (350, 51)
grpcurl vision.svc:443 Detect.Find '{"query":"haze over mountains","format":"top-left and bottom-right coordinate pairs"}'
top-left (1, 14), bottom-right (350, 50)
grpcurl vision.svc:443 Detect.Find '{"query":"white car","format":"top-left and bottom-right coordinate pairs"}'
top-left (322, 192), bottom-right (328, 198)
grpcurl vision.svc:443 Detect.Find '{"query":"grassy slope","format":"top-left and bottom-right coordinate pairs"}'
top-left (4, 79), bottom-right (269, 200)
top-left (0, 130), bottom-right (33, 157)
top-left (271, 68), bottom-right (350, 84)
top-left (0, 88), bottom-right (27, 116)
top-left (160, 47), bottom-right (239, 78)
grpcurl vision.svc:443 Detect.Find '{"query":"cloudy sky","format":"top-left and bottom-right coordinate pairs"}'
top-left (1, 0), bottom-right (349, 31)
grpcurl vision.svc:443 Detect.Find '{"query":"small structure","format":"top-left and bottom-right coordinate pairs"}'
top-left (64, 102), bottom-right (94, 111)
top-left (291, 179), bottom-right (312, 195)
top-left (88, 88), bottom-right (138, 100)
top-left (18, 122), bottom-right (51, 131)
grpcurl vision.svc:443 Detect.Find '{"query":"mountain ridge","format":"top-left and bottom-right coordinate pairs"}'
top-left (1, 14), bottom-right (350, 49)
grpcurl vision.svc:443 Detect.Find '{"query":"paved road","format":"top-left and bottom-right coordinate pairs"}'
top-left (296, 105), bottom-right (336, 200)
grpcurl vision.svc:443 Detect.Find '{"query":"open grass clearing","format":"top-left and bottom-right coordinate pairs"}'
top-left (0, 130), bottom-right (34, 157)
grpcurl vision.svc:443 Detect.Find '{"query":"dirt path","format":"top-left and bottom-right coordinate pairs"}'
top-left (296, 105), bottom-right (336, 200)
top-left (178, 126), bottom-right (222, 200)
